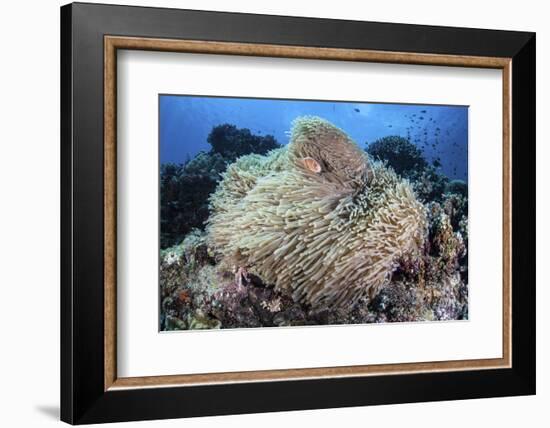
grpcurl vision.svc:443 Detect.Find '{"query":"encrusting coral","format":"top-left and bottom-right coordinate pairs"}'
top-left (207, 116), bottom-right (427, 309)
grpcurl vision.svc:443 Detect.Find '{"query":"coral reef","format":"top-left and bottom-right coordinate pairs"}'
top-left (160, 126), bottom-right (281, 248)
top-left (378, 199), bottom-right (468, 322)
top-left (445, 179), bottom-right (468, 197)
top-left (207, 124), bottom-right (280, 160)
top-left (366, 135), bottom-right (427, 178)
top-left (441, 192), bottom-right (468, 233)
top-left (159, 198), bottom-right (468, 329)
top-left (207, 117), bottom-right (427, 308)
top-left (411, 165), bottom-right (450, 203)
top-left (365, 135), bottom-right (452, 203)
top-left (159, 117), bottom-right (469, 330)
top-left (160, 154), bottom-right (226, 248)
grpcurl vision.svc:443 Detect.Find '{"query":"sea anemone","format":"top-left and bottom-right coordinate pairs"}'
top-left (207, 116), bottom-right (427, 309)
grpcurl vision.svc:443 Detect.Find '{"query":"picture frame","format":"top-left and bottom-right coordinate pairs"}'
top-left (60, 2), bottom-right (535, 424)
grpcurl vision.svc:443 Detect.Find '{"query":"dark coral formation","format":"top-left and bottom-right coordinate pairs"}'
top-left (365, 135), bottom-right (453, 203)
top-left (445, 179), bottom-right (468, 197)
top-left (160, 125), bottom-right (280, 248)
top-left (160, 155), bottom-right (226, 248)
top-left (366, 135), bottom-right (427, 178)
top-left (411, 165), bottom-right (450, 203)
top-left (207, 124), bottom-right (280, 160)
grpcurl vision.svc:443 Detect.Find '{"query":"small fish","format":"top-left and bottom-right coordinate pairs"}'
top-left (388, 125), bottom-right (393, 128)
top-left (420, 110), bottom-right (427, 113)
top-left (302, 157), bottom-right (322, 173)
top-left (354, 108), bottom-right (360, 113)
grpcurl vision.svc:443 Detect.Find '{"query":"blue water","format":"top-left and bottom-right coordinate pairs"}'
top-left (160, 95), bottom-right (468, 180)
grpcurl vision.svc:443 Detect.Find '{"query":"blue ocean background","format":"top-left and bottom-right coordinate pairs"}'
top-left (160, 95), bottom-right (468, 180)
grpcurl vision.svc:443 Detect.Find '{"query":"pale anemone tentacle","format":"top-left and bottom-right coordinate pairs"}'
top-left (207, 116), bottom-right (427, 309)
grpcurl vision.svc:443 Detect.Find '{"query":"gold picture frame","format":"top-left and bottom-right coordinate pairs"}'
top-left (103, 36), bottom-right (512, 391)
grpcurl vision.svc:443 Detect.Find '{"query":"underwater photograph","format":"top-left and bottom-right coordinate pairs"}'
top-left (159, 95), bottom-right (469, 331)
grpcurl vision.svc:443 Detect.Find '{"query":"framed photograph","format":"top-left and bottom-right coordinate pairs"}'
top-left (60, 2), bottom-right (535, 424)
